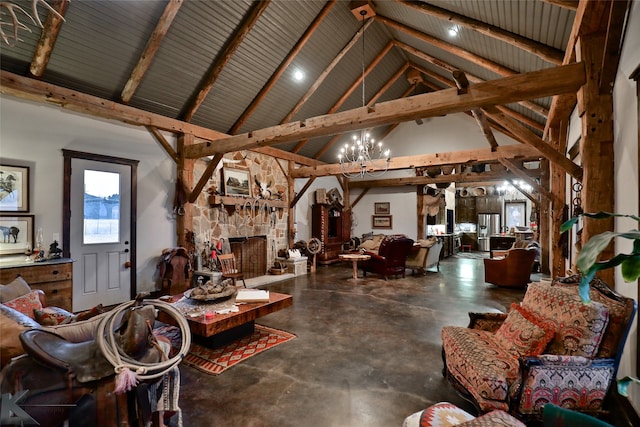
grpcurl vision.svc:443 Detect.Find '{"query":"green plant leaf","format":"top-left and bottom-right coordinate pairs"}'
top-left (583, 211), bottom-right (640, 222)
top-left (617, 376), bottom-right (640, 397)
top-left (576, 231), bottom-right (617, 272)
top-left (621, 254), bottom-right (640, 282)
top-left (560, 216), bottom-right (580, 232)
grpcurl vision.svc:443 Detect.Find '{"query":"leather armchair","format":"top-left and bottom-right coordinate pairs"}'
top-left (361, 235), bottom-right (414, 280)
top-left (483, 248), bottom-right (536, 288)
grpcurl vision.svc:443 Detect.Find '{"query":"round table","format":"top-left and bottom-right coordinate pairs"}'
top-left (338, 253), bottom-right (371, 280)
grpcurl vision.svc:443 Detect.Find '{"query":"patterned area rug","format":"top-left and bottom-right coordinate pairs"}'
top-left (155, 324), bottom-right (296, 375)
top-left (454, 251), bottom-right (489, 260)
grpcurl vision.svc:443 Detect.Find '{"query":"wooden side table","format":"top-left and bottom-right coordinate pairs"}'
top-left (338, 253), bottom-right (371, 280)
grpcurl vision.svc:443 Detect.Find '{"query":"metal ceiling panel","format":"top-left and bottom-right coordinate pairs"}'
top-left (42, 0), bottom-right (166, 100)
top-left (130, 0), bottom-right (252, 123)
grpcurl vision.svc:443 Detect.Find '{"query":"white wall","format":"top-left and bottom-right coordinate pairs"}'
top-left (612, 0), bottom-right (640, 408)
top-left (0, 95), bottom-right (177, 293)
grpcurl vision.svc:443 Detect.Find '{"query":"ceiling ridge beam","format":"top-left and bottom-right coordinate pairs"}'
top-left (29, 0), bottom-right (69, 78)
top-left (376, 14), bottom-right (517, 77)
top-left (292, 144), bottom-right (541, 178)
top-left (291, 41), bottom-right (393, 153)
top-left (184, 62), bottom-right (585, 159)
top-left (312, 61), bottom-right (410, 159)
top-left (181, 0), bottom-right (270, 122)
top-left (396, 0), bottom-right (564, 65)
top-left (281, 18), bottom-right (374, 125)
top-left (120, 0), bottom-right (183, 104)
top-left (228, 0), bottom-right (337, 135)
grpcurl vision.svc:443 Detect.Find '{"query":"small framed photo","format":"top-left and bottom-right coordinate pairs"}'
top-left (0, 214), bottom-right (34, 255)
top-left (372, 215), bottom-right (392, 229)
top-left (374, 202), bottom-right (390, 215)
top-left (222, 167), bottom-right (252, 197)
top-left (0, 164), bottom-right (29, 212)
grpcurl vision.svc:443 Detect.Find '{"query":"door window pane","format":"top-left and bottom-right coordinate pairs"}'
top-left (83, 170), bottom-right (120, 244)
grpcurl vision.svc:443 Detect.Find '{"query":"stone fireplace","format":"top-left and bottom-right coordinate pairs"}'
top-left (191, 151), bottom-right (289, 276)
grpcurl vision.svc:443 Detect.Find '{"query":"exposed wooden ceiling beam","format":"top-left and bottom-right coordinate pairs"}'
top-left (499, 158), bottom-right (560, 205)
top-left (484, 105), bottom-right (582, 180)
top-left (289, 177), bottom-right (317, 209)
top-left (599, 0), bottom-right (631, 94)
top-left (181, 0), bottom-right (270, 122)
top-left (349, 169), bottom-right (540, 188)
top-left (507, 178), bottom-right (539, 206)
top-left (229, 0), bottom-right (337, 134)
top-left (120, 0), bottom-right (183, 104)
top-left (376, 15), bottom-right (516, 77)
top-left (29, 0), bottom-right (69, 78)
top-left (312, 62), bottom-right (410, 159)
top-left (397, 0), bottom-right (564, 65)
top-left (251, 146), bottom-right (323, 167)
top-left (292, 41), bottom-right (393, 153)
top-left (184, 62), bottom-right (584, 158)
top-left (292, 144), bottom-right (541, 178)
top-left (452, 70), bottom-right (499, 150)
top-left (147, 126), bottom-right (178, 163)
top-left (188, 154), bottom-right (223, 203)
top-left (281, 18), bottom-right (374, 124)
top-left (398, 42), bottom-right (549, 119)
top-left (541, 0), bottom-right (579, 11)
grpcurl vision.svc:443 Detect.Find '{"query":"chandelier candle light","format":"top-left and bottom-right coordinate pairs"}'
top-left (337, 7), bottom-right (391, 178)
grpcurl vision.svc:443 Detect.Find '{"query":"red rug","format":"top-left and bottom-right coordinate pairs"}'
top-left (158, 324), bottom-right (296, 375)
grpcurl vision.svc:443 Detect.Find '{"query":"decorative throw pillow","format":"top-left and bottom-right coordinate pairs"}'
top-left (0, 276), bottom-right (31, 303)
top-left (75, 304), bottom-right (105, 321)
top-left (34, 306), bottom-right (76, 326)
top-left (494, 304), bottom-right (555, 357)
top-left (3, 290), bottom-right (43, 319)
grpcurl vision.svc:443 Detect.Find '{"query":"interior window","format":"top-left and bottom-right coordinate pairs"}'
top-left (83, 169), bottom-right (120, 244)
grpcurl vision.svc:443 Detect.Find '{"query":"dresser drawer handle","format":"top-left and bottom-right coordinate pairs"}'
top-left (52, 270), bottom-right (59, 275)
top-left (52, 289), bottom-right (58, 294)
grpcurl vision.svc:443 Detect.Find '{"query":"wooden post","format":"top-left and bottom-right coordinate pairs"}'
top-left (539, 159), bottom-right (550, 275)
top-left (176, 134), bottom-right (194, 248)
top-left (576, 35), bottom-right (615, 286)
top-left (287, 160), bottom-right (295, 248)
top-left (549, 127), bottom-right (567, 278)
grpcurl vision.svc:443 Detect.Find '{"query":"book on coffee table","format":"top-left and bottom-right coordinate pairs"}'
top-left (235, 289), bottom-right (270, 303)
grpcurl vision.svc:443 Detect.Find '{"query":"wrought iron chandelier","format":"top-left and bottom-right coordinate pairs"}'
top-left (338, 9), bottom-right (390, 178)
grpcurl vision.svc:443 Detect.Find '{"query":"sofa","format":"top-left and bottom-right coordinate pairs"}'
top-left (406, 237), bottom-right (443, 275)
top-left (441, 276), bottom-right (636, 422)
top-left (360, 234), bottom-right (414, 280)
top-left (483, 247), bottom-right (537, 288)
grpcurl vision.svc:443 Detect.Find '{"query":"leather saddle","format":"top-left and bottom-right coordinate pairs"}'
top-left (19, 305), bottom-right (163, 384)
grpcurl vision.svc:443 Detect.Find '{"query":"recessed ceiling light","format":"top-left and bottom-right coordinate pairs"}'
top-left (448, 26), bottom-right (459, 37)
top-left (293, 69), bottom-right (304, 82)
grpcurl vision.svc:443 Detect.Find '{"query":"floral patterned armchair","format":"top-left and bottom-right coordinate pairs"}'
top-left (441, 277), bottom-right (636, 423)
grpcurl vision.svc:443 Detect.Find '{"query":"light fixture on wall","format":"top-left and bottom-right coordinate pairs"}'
top-left (338, 8), bottom-right (390, 178)
top-left (497, 180), bottom-right (532, 199)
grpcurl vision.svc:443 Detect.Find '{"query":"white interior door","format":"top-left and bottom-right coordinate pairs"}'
top-left (70, 158), bottom-right (131, 311)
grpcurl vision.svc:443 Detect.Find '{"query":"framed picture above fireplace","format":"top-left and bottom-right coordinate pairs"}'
top-left (222, 167), bottom-right (252, 197)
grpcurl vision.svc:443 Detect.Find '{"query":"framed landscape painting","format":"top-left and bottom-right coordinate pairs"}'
top-left (372, 215), bottom-right (392, 229)
top-left (0, 164), bottom-right (29, 212)
top-left (222, 167), bottom-right (252, 197)
top-left (374, 202), bottom-right (390, 215)
top-left (0, 214), bottom-right (33, 255)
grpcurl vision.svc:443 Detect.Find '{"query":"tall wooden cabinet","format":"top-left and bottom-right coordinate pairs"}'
top-left (0, 258), bottom-right (73, 311)
top-left (312, 203), bottom-right (349, 264)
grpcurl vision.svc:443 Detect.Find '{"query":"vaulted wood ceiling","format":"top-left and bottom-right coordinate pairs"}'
top-left (0, 0), bottom-right (630, 183)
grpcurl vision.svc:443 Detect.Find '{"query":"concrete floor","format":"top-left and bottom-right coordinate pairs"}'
top-left (175, 254), bottom-right (537, 427)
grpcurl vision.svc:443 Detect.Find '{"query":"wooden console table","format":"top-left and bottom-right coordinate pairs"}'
top-left (0, 258), bottom-right (73, 311)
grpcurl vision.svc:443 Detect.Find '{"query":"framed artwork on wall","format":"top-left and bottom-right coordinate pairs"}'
top-left (0, 214), bottom-right (34, 255)
top-left (505, 201), bottom-right (526, 229)
top-left (374, 202), bottom-right (390, 215)
top-left (0, 164), bottom-right (29, 212)
top-left (222, 167), bottom-right (252, 197)
top-left (372, 215), bottom-right (392, 229)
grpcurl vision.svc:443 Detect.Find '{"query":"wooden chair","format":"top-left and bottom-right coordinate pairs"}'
top-left (218, 253), bottom-right (246, 288)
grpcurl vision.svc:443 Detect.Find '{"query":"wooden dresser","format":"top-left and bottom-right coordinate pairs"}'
top-left (0, 258), bottom-right (73, 311)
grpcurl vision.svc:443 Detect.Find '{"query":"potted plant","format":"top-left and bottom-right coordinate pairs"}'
top-left (561, 211), bottom-right (640, 396)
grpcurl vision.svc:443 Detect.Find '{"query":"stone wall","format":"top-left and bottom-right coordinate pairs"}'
top-left (191, 151), bottom-right (289, 273)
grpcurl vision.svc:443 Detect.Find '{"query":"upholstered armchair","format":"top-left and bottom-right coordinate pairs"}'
top-left (483, 248), bottom-right (536, 288)
top-left (360, 235), bottom-right (414, 280)
top-left (442, 277), bottom-right (636, 423)
top-left (406, 238), bottom-right (443, 275)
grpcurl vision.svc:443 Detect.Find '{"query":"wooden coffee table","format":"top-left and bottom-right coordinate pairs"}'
top-left (338, 253), bottom-right (371, 280)
top-left (160, 291), bottom-right (292, 343)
